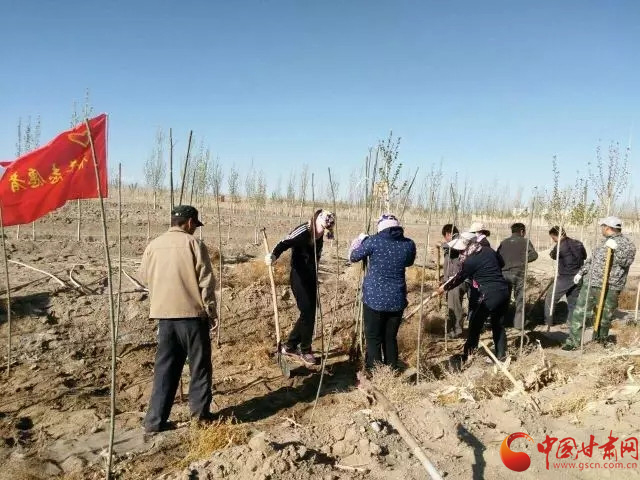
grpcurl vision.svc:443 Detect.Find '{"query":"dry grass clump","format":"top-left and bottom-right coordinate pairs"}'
top-left (370, 364), bottom-right (421, 404)
top-left (471, 370), bottom-right (512, 400)
top-left (206, 245), bottom-right (221, 263)
top-left (405, 266), bottom-right (437, 292)
top-left (618, 285), bottom-right (638, 310)
top-left (548, 394), bottom-right (589, 418)
top-left (615, 323), bottom-right (640, 348)
top-left (1, 464), bottom-right (48, 480)
top-left (435, 390), bottom-right (461, 406)
top-left (597, 357), bottom-right (640, 387)
top-left (231, 260), bottom-right (289, 287)
top-left (248, 342), bottom-right (273, 367)
top-left (182, 417), bottom-right (249, 466)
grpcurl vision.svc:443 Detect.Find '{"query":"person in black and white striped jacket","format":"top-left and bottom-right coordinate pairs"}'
top-left (265, 210), bottom-right (335, 366)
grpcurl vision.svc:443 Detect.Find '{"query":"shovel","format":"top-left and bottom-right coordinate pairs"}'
top-left (593, 246), bottom-right (614, 339)
top-left (261, 228), bottom-right (290, 378)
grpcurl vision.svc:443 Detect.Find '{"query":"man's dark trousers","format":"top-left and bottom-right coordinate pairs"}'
top-left (544, 275), bottom-right (580, 326)
top-left (503, 270), bottom-right (525, 328)
top-left (145, 318), bottom-right (212, 432)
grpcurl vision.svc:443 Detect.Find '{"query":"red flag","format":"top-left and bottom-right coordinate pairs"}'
top-left (0, 114), bottom-right (108, 226)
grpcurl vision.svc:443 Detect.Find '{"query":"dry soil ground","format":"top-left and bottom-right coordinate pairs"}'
top-left (0, 198), bottom-right (639, 480)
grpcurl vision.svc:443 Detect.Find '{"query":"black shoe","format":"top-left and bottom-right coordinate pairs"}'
top-left (144, 421), bottom-right (176, 434)
top-left (192, 411), bottom-right (220, 426)
top-left (561, 343), bottom-right (576, 351)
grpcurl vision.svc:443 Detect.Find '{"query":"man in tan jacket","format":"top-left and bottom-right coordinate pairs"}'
top-left (138, 205), bottom-right (217, 433)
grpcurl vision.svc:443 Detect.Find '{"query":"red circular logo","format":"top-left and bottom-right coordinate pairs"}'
top-left (500, 432), bottom-right (534, 472)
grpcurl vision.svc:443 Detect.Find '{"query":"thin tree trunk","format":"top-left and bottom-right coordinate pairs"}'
top-left (85, 120), bottom-right (117, 479)
top-left (311, 168), bottom-right (340, 419)
top-left (116, 163), bottom-right (122, 341)
top-left (417, 192), bottom-right (435, 384)
top-left (634, 280), bottom-right (640, 324)
top-left (311, 174), bottom-right (324, 356)
top-left (216, 190), bottom-right (223, 347)
top-left (521, 194), bottom-right (536, 355)
top-left (15, 225), bottom-right (19, 240)
top-left (189, 167), bottom-right (197, 205)
top-left (146, 195), bottom-right (151, 243)
top-left (31, 221), bottom-right (35, 241)
top-left (178, 130), bottom-right (193, 206)
top-left (548, 219), bottom-right (565, 321)
top-left (581, 222), bottom-right (600, 353)
top-left (1, 209), bottom-right (12, 376)
top-left (169, 128), bottom-right (174, 214)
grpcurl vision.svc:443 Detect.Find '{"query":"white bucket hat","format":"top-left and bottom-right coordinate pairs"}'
top-left (447, 232), bottom-right (476, 251)
top-left (599, 216), bottom-right (622, 229)
top-left (468, 222), bottom-right (486, 233)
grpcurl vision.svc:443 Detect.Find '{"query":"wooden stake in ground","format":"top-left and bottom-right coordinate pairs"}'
top-left (85, 118), bottom-right (117, 479)
top-left (310, 174), bottom-right (324, 357)
top-left (520, 192), bottom-right (536, 356)
top-left (0, 208), bottom-right (11, 376)
top-left (356, 372), bottom-right (444, 480)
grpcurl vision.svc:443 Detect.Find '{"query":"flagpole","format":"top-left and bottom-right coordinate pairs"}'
top-left (85, 118), bottom-right (117, 479)
top-left (116, 163), bottom-right (122, 341)
top-left (0, 207), bottom-right (11, 376)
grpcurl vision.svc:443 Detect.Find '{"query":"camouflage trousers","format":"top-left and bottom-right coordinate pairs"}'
top-left (566, 286), bottom-right (619, 347)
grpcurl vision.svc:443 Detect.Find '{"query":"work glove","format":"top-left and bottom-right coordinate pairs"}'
top-left (264, 253), bottom-right (276, 266)
top-left (350, 233), bottom-right (368, 254)
top-left (605, 238), bottom-right (618, 250)
top-left (573, 273), bottom-right (582, 285)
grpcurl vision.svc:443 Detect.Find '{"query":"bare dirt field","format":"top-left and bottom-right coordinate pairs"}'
top-left (1, 197), bottom-right (639, 480)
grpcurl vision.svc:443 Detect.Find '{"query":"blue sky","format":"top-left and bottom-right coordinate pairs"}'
top-left (1, 0), bottom-right (638, 201)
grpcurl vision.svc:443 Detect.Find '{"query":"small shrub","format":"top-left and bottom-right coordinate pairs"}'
top-left (231, 260), bottom-right (289, 288)
top-left (405, 266), bottom-right (437, 292)
top-left (548, 394), bottom-right (589, 418)
top-left (618, 286), bottom-right (638, 310)
top-left (182, 418), bottom-right (249, 466)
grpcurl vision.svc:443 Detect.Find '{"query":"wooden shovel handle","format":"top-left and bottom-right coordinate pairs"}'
top-left (261, 229), bottom-right (281, 344)
top-left (594, 247), bottom-right (614, 333)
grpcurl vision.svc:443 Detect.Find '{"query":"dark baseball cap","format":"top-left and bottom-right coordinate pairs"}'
top-left (171, 205), bottom-right (204, 227)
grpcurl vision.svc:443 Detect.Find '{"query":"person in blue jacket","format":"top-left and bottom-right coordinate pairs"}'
top-left (349, 214), bottom-right (416, 371)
